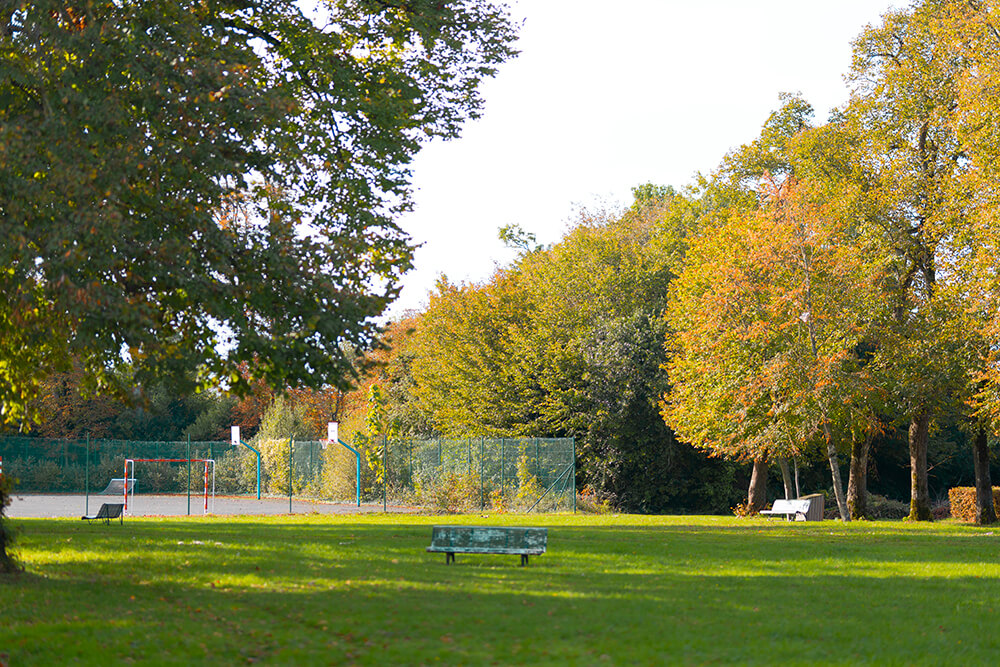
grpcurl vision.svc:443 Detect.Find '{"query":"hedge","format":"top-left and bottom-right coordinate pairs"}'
top-left (948, 486), bottom-right (1000, 522)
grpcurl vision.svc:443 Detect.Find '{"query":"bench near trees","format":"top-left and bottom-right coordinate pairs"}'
top-left (759, 494), bottom-right (824, 521)
top-left (81, 503), bottom-right (124, 525)
top-left (427, 526), bottom-right (547, 566)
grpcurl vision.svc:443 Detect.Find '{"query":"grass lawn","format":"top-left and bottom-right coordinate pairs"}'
top-left (3, 513), bottom-right (1000, 665)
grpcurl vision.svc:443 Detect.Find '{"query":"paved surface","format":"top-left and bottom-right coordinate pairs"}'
top-left (8, 493), bottom-right (417, 518)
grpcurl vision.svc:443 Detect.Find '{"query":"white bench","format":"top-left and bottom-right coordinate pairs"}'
top-left (759, 498), bottom-right (812, 521)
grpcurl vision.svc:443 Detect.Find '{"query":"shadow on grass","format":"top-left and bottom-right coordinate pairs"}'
top-left (5, 518), bottom-right (1000, 663)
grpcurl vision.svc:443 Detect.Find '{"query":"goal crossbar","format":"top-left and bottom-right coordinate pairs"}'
top-left (124, 458), bottom-right (215, 516)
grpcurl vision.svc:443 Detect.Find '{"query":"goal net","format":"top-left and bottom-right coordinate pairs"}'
top-left (123, 458), bottom-right (216, 516)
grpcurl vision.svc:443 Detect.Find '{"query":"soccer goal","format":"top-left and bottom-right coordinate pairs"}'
top-left (123, 458), bottom-right (216, 516)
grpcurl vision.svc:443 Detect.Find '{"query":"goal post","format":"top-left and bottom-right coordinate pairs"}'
top-left (124, 458), bottom-right (215, 516)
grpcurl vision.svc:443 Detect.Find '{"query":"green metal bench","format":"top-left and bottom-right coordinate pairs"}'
top-left (81, 503), bottom-right (124, 525)
top-left (427, 525), bottom-right (547, 566)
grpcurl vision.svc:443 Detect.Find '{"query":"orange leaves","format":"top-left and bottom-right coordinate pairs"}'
top-left (666, 176), bottom-right (880, 460)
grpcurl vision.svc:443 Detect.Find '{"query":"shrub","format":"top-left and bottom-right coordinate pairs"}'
top-left (419, 471), bottom-right (483, 513)
top-left (314, 442), bottom-right (359, 502)
top-left (865, 494), bottom-right (910, 520)
top-left (259, 438), bottom-right (304, 495)
top-left (577, 485), bottom-right (615, 514)
top-left (213, 448), bottom-right (258, 495)
top-left (948, 487), bottom-right (1000, 522)
top-left (514, 454), bottom-right (544, 511)
top-left (142, 461), bottom-right (180, 493)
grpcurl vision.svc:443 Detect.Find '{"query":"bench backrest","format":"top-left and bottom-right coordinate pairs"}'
top-left (430, 526), bottom-right (547, 552)
top-left (769, 499), bottom-right (811, 514)
top-left (97, 503), bottom-right (124, 519)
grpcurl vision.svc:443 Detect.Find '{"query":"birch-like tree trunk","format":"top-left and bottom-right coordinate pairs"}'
top-left (778, 459), bottom-right (794, 499)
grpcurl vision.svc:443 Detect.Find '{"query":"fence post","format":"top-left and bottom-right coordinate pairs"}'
top-left (480, 436), bottom-right (484, 510)
top-left (573, 437), bottom-right (577, 513)
top-left (289, 437), bottom-right (293, 514)
top-left (382, 434), bottom-right (387, 512)
top-left (85, 434), bottom-right (90, 516)
top-left (187, 435), bottom-right (191, 516)
top-left (535, 437), bottom-right (540, 477)
top-left (500, 438), bottom-right (505, 496)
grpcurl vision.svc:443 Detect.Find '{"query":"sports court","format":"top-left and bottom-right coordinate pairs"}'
top-left (7, 493), bottom-right (414, 518)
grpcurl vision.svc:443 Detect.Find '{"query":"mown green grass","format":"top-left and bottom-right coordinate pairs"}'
top-left (3, 513), bottom-right (1000, 665)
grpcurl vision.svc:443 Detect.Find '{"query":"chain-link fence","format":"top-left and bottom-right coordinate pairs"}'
top-left (0, 435), bottom-right (576, 513)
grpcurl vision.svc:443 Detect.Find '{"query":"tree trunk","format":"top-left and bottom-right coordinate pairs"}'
top-left (778, 459), bottom-right (794, 499)
top-left (908, 411), bottom-right (932, 521)
top-left (794, 458), bottom-right (801, 498)
top-left (748, 457), bottom-right (768, 513)
top-left (822, 423), bottom-right (850, 521)
top-left (973, 424), bottom-right (996, 525)
top-left (847, 433), bottom-right (870, 520)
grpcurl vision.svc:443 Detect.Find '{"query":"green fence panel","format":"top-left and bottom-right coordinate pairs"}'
top-left (0, 435), bottom-right (575, 512)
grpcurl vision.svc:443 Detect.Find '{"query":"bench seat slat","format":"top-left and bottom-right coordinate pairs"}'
top-left (426, 546), bottom-right (546, 555)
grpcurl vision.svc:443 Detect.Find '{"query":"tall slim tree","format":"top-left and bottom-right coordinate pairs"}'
top-left (845, 0), bottom-right (968, 520)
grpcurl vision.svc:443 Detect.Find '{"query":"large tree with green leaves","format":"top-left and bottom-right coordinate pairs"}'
top-left (0, 0), bottom-right (517, 426)
top-left (845, 0), bottom-right (971, 520)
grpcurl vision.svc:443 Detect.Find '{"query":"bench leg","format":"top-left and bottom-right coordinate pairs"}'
top-left (446, 552), bottom-right (455, 565)
top-left (520, 554), bottom-right (528, 567)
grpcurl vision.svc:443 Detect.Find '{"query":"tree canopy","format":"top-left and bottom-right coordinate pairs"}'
top-left (0, 0), bottom-right (518, 425)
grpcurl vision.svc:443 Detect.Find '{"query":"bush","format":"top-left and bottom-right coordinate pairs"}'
top-left (948, 487), bottom-right (1000, 522)
top-left (258, 438), bottom-right (303, 495)
top-left (313, 442), bottom-right (359, 502)
top-left (213, 448), bottom-right (258, 495)
top-left (865, 494), bottom-right (910, 520)
top-left (514, 454), bottom-right (544, 511)
top-left (417, 471), bottom-right (483, 513)
top-left (577, 485), bottom-right (615, 514)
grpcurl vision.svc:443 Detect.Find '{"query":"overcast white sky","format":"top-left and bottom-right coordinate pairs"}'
top-left (389, 0), bottom-right (905, 317)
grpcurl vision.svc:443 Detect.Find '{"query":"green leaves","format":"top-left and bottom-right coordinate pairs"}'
top-left (0, 0), bottom-right (517, 424)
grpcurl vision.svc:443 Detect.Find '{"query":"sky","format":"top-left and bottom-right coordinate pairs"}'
top-left (389, 0), bottom-right (906, 317)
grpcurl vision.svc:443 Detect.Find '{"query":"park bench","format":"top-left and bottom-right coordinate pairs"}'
top-left (427, 525), bottom-right (547, 566)
top-left (81, 503), bottom-right (124, 525)
top-left (759, 494), bottom-right (824, 521)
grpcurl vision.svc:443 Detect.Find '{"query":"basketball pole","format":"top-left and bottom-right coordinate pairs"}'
top-left (232, 426), bottom-right (261, 499)
top-left (327, 422), bottom-right (360, 508)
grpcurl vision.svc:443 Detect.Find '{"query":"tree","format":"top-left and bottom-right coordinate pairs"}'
top-left (935, 0), bottom-right (1000, 523)
top-left (410, 193), bottom-right (742, 513)
top-left (844, 0), bottom-right (970, 520)
top-left (0, 0), bottom-right (518, 426)
top-left (412, 271), bottom-right (540, 436)
top-left (664, 176), bottom-right (883, 521)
